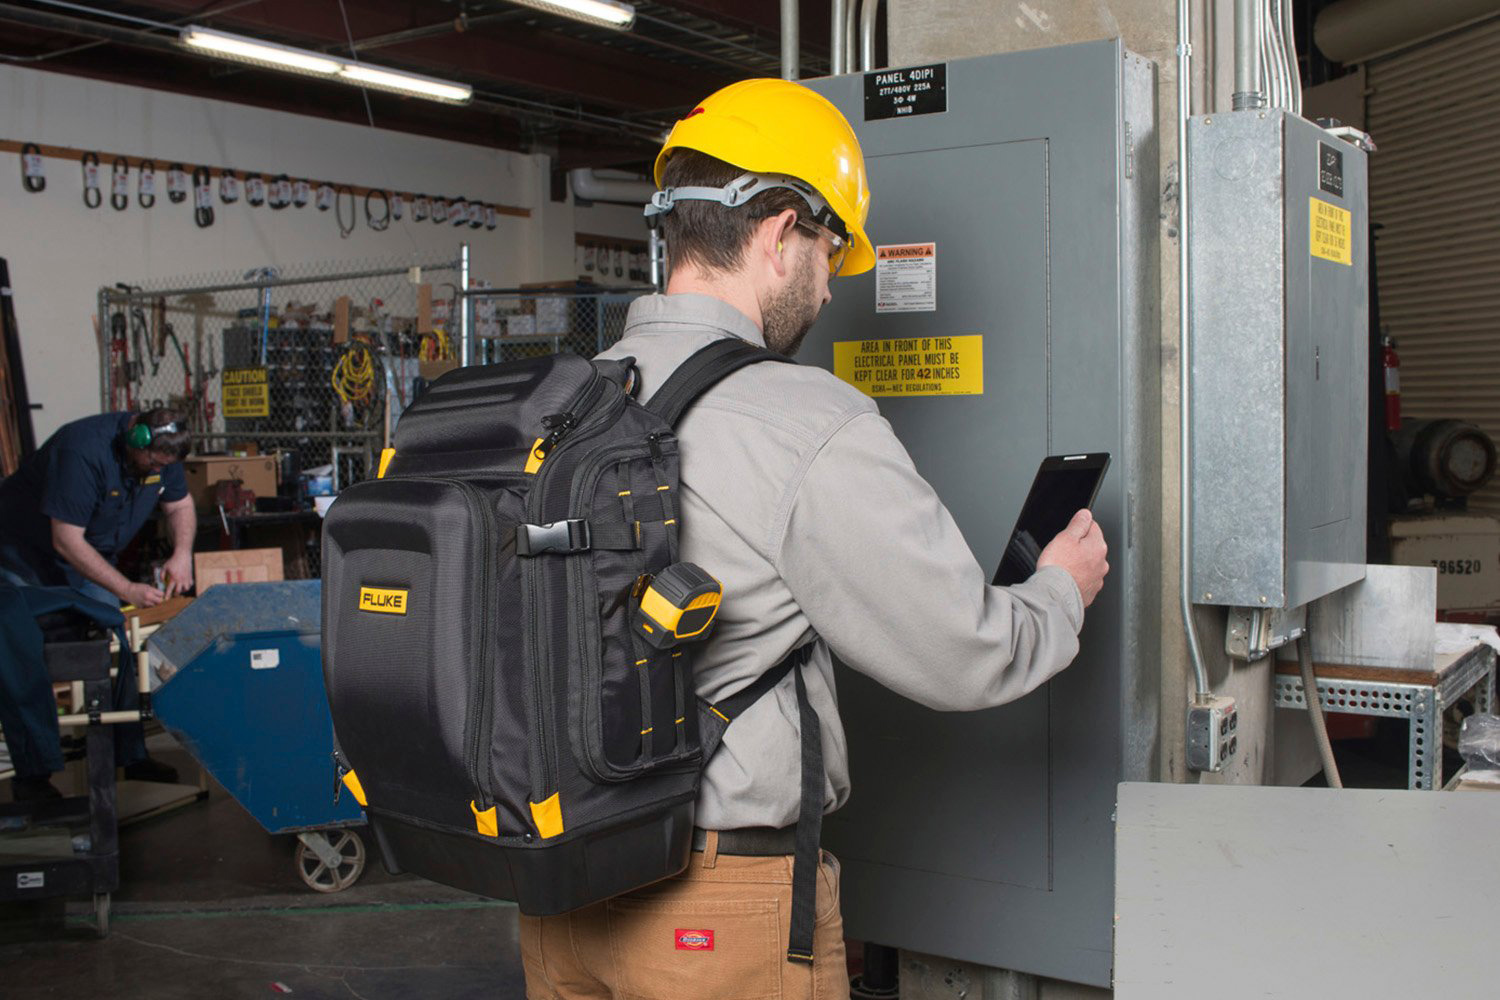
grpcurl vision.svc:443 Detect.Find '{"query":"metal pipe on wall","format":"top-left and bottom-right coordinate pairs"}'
top-left (1233, 0), bottom-right (1265, 109)
top-left (845, 0), bottom-right (859, 73)
top-left (1177, 0), bottom-right (1212, 702)
top-left (859, 0), bottom-right (882, 71)
top-left (781, 0), bottom-right (798, 80)
top-left (459, 242), bottom-right (471, 366)
top-left (830, 0), bottom-right (847, 75)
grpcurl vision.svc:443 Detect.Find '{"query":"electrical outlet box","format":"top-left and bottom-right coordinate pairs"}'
top-left (1187, 696), bottom-right (1239, 772)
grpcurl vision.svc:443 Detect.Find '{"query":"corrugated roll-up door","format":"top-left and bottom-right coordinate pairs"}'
top-left (1366, 16), bottom-right (1500, 514)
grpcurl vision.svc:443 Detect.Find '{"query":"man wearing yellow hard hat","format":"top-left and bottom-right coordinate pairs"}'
top-left (519, 78), bottom-right (1107, 999)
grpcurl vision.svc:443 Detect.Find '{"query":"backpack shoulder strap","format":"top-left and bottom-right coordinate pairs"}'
top-left (645, 337), bottom-right (793, 427)
top-left (693, 642), bottom-right (824, 966)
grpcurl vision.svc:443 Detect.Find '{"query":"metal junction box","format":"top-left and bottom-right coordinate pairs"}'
top-left (803, 41), bottom-right (1159, 988)
top-left (1189, 111), bottom-right (1369, 609)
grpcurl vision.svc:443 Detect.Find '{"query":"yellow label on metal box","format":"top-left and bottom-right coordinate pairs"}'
top-left (833, 334), bottom-right (983, 398)
top-left (1309, 197), bottom-right (1352, 265)
top-left (358, 587), bottom-right (408, 614)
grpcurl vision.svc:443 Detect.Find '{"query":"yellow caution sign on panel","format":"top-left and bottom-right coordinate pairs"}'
top-left (833, 335), bottom-right (984, 398)
top-left (1310, 197), bottom-right (1352, 266)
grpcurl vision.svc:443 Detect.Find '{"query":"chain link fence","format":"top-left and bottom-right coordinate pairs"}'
top-left (465, 288), bottom-right (649, 366)
top-left (99, 254), bottom-right (463, 491)
top-left (97, 259), bottom-right (650, 580)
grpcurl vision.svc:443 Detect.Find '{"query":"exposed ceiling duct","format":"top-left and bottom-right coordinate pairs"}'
top-left (1315, 0), bottom-right (1500, 63)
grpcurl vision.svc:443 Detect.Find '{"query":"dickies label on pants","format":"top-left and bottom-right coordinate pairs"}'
top-left (675, 929), bottom-right (714, 951)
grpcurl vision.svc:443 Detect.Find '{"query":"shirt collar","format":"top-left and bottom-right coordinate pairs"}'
top-left (622, 293), bottom-right (767, 349)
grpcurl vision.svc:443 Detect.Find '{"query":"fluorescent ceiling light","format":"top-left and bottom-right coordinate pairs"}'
top-left (178, 25), bottom-right (473, 105)
top-left (506, 0), bottom-right (636, 30)
top-left (180, 26), bottom-right (340, 75)
top-left (338, 64), bottom-right (473, 104)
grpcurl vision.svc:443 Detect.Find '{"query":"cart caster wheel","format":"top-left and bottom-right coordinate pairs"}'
top-left (295, 829), bottom-right (366, 893)
top-left (93, 892), bottom-right (110, 937)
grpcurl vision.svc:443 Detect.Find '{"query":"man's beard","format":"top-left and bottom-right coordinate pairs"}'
top-left (761, 248), bottom-right (821, 357)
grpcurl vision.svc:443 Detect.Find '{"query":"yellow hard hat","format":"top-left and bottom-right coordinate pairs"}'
top-left (654, 78), bottom-right (874, 276)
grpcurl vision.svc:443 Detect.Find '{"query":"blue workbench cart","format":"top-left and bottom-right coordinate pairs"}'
top-left (148, 580), bottom-right (367, 891)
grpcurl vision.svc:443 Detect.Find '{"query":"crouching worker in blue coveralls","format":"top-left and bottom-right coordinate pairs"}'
top-left (0, 408), bottom-right (197, 801)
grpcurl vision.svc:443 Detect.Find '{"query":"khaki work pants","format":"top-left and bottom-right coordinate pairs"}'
top-left (520, 835), bottom-right (848, 1000)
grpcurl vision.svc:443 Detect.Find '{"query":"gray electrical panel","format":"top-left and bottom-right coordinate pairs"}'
top-left (1189, 111), bottom-right (1369, 609)
top-left (802, 41), bottom-right (1159, 988)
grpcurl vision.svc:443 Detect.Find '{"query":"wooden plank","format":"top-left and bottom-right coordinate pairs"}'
top-left (0, 137), bottom-right (530, 217)
top-left (1273, 660), bottom-right (1440, 686)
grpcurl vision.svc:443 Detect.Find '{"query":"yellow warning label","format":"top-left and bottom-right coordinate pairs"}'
top-left (833, 335), bottom-right (983, 398)
top-left (221, 366), bottom-right (271, 418)
top-left (1309, 197), bottom-right (1352, 266)
top-left (358, 587), bottom-right (408, 615)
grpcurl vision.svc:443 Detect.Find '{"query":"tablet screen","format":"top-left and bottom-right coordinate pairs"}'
top-left (992, 454), bottom-right (1110, 587)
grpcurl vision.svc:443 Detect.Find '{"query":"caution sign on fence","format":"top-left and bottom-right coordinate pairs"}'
top-left (833, 335), bottom-right (983, 398)
top-left (222, 366), bottom-right (271, 418)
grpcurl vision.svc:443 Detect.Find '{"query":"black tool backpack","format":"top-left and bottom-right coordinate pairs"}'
top-left (321, 338), bottom-right (825, 961)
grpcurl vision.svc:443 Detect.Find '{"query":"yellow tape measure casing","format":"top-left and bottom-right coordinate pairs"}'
top-left (632, 562), bottom-right (722, 649)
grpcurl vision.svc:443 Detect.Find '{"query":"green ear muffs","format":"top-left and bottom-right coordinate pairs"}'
top-left (126, 420), bottom-right (177, 450)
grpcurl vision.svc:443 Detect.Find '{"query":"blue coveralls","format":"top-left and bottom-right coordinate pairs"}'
top-left (0, 412), bottom-right (188, 778)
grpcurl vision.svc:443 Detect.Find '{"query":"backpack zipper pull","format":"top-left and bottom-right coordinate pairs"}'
top-left (537, 412), bottom-right (577, 458)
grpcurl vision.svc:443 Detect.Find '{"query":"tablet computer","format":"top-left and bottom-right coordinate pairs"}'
top-left (992, 453), bottom-right (1111, 587)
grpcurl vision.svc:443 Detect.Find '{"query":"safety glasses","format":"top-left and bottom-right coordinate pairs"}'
top-left (794, 218), bottom-right (849, 277)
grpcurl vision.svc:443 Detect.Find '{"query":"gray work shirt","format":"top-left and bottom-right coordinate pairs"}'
top-left (598, 293), bottom-right (1085, 831)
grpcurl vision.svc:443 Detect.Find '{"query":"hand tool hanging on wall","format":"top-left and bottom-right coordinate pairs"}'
top-left (293, 178), bottom-right (310, 207)
top-left (391, 192), bottom-right (404, 220)
top-left (119, 285), bottom-right (159, 378)
top-left (239, 267), bottom-right (278, 366)
top-left (432, 197), bottom-right (448, 224)
top-left (246, 173), bottom-right (265, 206)
top-left (219, 168), bottom-right (240, 204)
top-left (108, 306), bottom-right (131, 411)
top-left (336, 186), bottom-right (356, 239)
top-left (166, 163), bottom-right (188, 203)
top-left (485, 204), bottom-right (497, 230)
top-left (365, 189), bottom-right (390, 232)
top-left (20, 143), bottom-right (44, 193)
top-left (448, 195), bottom-right (468, 228)
top-left (315, 183), bottom-right (335, 211)
top-left (138, 160), bottom-right (156, 208)
top-left (192, 166), bottom-right (214, 227)
top-left (110, 157), bottom-right (129, 211)
top-left (81, 152), bottom-right (101, 208)
top-left (468, 200), bottom-right (484, 230)
top-left (268, 174), bottom-right (291, 209)
top-left (152, 297), bottom-right (191, 407)
top-left (413, 194), bottom-right (430, 221)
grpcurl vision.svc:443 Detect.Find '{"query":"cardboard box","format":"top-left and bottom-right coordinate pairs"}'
top-left (194, 548), bottom-right (284, 593)
top-left (183, 454), bottom-right (278, 509)
top-left (1453, 770), bottom-right (1500, 792)
top-left (1390, 513), bottom-right (1500, 611)
top-left (420, 358), bottom-right (460, 382)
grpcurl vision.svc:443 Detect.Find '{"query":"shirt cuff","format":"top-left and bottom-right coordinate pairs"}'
top-left (1022, 565), bottom-right (1086, 632)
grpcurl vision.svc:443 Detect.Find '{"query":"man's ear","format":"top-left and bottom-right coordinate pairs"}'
top-left (759, 209), bottom-right (799, 277)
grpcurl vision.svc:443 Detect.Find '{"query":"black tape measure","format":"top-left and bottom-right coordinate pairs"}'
top-left (633, 563), bottom-right (722, 650)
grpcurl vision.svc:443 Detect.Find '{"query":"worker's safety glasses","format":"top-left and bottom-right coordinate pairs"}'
top-left (795, 218), bottom-right (849, 277)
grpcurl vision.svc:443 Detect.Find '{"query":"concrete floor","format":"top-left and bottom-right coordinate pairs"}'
top-left (0, 733), bottom-right (528, 999)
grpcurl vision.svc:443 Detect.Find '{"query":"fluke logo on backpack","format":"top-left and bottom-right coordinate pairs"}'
top-left (321, 339), bottom-right (823, 961)
top-left (357, 587), bottom-right (407, 614)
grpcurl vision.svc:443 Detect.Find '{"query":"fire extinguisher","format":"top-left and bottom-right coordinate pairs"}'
top-left (1382, 334), bottom-right (1401, 432)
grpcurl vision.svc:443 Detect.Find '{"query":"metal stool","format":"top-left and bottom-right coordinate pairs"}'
top-left (0, 636), bottom-right (119, 935)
